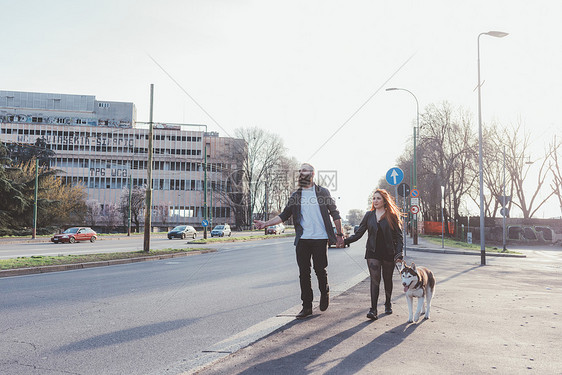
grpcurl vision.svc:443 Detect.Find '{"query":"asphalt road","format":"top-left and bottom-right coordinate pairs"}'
top-left (0, 236), bottom-right (370, 375)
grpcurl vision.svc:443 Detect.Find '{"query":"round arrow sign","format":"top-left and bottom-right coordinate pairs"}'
top-left (386, 167), bottom-right (404, 186)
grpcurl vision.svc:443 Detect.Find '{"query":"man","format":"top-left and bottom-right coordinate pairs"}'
top-left (254, 163), bottom-right (345, 318)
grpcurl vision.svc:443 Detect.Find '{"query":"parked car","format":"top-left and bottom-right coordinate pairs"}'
top-left (266, 224), bottom-right (285, 235)
top-left (168, 225), bottom-right (197, 239)
top-left (328, 227), bottom-right (350, 248)
top-left (210, 224), bottom-right (231, 237)
top-left (51, 227), bottom-right (97, 244)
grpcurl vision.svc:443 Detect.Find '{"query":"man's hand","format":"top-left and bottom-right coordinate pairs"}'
top-left (336, 236), bottom-right (345, 248)
top-left (254, 220), bottom-right (266, 230)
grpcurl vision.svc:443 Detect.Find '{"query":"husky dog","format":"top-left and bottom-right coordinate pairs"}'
top-left (399, 261), bottom-right (436, 323)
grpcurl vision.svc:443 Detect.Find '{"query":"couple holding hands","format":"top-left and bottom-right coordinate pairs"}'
top-left (254, 163), bottom-right (404, 320)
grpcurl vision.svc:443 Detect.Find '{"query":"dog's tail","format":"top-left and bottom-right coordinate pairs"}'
top-left (428, 270), bottom-right (436, 296)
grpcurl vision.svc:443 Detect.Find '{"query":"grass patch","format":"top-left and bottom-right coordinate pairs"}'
top-left (421, 235), bottom-right (521, 254)
top-left (190, 233), bottom-right (294, 244)
top-left (0, 248), bottom-right (201, 270)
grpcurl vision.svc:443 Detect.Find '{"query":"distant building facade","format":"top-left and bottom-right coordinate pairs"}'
top-left (0, 90), bottom-right (245, 230)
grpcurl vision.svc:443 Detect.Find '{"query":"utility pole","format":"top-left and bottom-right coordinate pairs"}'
top-left (143, 84), bottom-right (154, 252)
top-left (32, 158), bottom-right (38, 239)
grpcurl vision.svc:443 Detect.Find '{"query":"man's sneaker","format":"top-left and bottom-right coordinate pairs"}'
top-left (320, 291), bottom-right (329, 311)
top-left (296, 307), bottom-right (313, 319)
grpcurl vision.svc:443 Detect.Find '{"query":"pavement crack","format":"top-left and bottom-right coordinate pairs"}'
top-left (12, 361), bottom-right (83, 374)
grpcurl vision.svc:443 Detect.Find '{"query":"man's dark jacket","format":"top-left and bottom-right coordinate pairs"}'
top-left (345, 210), bottom-right (403, 260)
top-left (278, 184), bottom-right (341, 246)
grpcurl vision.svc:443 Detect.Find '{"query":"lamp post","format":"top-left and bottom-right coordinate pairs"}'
top-left (386, 87), bottom-right (419, 245)
top-left (143, 84), bottom-right (154, 252)
top-left (477, 30), bottom-right (508, 265)
top-left (502, 146), bottom-right (506, 251)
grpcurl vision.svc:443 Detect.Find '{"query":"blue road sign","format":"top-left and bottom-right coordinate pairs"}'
top-left (411, 189), bottom-right (420, 198)
top-left (386, 167), bottom-right (404, 186)
top-left (202, 219), bottom-right (209, 227)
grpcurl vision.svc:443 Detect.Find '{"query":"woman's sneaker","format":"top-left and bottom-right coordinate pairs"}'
top-left (366, 308), bottom-right (378, 320)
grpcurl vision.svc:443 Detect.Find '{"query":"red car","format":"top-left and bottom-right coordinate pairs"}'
top-left (51, 227), bottom-right (97, 244)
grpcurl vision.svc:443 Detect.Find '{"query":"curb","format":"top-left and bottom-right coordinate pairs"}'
top-left (0, 249), bottom-right (216, 278)
top-left (408, 246), bottom-right (526, 258)
top-left (187, 233), bottom-right (294, 245)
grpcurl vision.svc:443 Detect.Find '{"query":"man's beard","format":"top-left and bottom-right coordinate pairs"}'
top-left (298, 174), bottom-right (312, 187)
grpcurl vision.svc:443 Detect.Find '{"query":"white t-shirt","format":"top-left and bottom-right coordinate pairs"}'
top-left (300, 187), bottom-right (328, 239)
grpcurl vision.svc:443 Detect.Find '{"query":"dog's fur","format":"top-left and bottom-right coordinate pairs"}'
top-left (399, 261), bottom-right (436, 323)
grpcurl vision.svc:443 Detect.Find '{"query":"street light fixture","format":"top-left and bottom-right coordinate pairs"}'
top-left (477, 30), bottom-right (509, 265)
top-left (386, 87), bottom-right (420, 245)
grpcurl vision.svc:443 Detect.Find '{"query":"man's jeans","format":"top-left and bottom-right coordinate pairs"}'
top-left (296, 239), bottom-right (329, 309)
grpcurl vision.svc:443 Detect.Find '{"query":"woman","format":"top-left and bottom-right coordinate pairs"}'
top-left (345, 189), bottom-right (404, 320)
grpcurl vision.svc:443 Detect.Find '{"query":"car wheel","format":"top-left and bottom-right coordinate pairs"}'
top-left (228, 232), bottom-right (231, 237)
top-left (69, 237), bottom-right (76, 244)
top-left (181, 233), bottom-right (186, 239)
top-left (193, 233), bottom-right (196, 239)
top-left (168, 237), bottom-right (173, 240)
top-left (90, 236), bottom-right (96, 243)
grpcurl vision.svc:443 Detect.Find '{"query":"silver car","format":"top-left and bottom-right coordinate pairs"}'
top-left (210, 224), bottom-right (231, 237)
top-left (168, 225), bottom-right (197, 239)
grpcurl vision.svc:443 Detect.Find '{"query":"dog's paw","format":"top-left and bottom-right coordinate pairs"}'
top-left (413, 314), bottom-right (420, 322)
top-left (424, 314), bottom-right (430, 320)
top-left (407, 319), bottom-right (414, 323)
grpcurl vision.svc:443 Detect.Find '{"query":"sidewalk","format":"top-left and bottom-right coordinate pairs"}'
top-left (188, 239), bottom-right (561, 374)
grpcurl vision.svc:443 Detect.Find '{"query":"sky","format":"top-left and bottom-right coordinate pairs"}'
top-left (3, 0), bottom-right (561, 219)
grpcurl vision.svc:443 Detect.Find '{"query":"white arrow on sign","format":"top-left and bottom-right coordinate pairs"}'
top-left (390, 169), bottom-right (399, 184)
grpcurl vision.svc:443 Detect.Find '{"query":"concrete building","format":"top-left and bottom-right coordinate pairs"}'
top-left (0, 90), bottom-right (245, 231)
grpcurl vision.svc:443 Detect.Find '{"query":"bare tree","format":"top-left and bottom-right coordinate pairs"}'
top-left (119, 186), bottom-right (146, 233)
top-left (504, 124), bottom-right (554, 218)
top-left (548, 135), bottom-right (562, 217)
top-left (267, 156), bottom-right (300, 216)
top-left (214, 140), bottom-right (248, 229)
top-left (103, 203), bottom-right (121, 232)
top-left (417, 102), bottom-right (478, 231)
top-left (346, 209), bottom-right (365, 226)
top-left (86, 200), bottom-right (101, 227)
top-left (479, 123), bottom-right (508, 218)
top-left (234, 127), bottom-right (285, 226)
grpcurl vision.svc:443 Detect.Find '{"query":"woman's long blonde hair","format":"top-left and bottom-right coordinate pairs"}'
top-left (370, 189), bottom-right (403, 230)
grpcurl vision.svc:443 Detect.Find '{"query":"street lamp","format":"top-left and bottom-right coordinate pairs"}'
top-left (386, 87), bottom-right (420, 245)
top-left (477, 30), bottom-right (509, 265)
